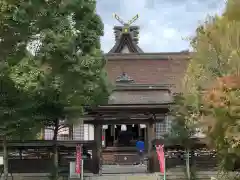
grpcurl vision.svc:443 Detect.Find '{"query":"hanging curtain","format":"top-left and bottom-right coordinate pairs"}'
top-left (102, 125), bottom-right (108, 130)
top-left (121, 124), bottom-right (127, 131)
top-left (140, 124), bottom-right (146, 129)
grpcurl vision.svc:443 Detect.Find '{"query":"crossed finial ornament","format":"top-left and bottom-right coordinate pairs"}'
top-left (113, 13), bottom-right (139, 26)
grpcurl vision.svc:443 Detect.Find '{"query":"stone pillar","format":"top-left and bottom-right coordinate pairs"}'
top-left (146, 121), bottom-right (155, 173)
top-left (92, 123), bottom-right (102, 174)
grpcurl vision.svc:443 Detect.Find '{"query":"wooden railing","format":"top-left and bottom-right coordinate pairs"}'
top-left (149, 149), bottom-right (240, 172)
top-left (0, 140), bottom-right (97, 174)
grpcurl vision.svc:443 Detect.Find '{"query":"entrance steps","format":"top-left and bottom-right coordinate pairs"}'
top-left (101, 165), bottom-right (147, 174)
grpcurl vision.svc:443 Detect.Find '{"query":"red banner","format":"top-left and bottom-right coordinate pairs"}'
top-left (75, 145), bottom-right (82, 174)
top-left (156, 145), bottom-right (165, 173)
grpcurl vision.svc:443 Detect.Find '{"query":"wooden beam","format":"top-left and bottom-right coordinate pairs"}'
top-left (105, 52), bottom-right (191, 60)
top-left (85, 119), bottom-right (158, 125)
top-left (92, 123), bottom-right (101, 174)
top-left (147, 121), bottom-right (155, 172)
top-left (83, 113), bottom-right (166, 124)
top-left (0, 140), bottom-right (96, 148)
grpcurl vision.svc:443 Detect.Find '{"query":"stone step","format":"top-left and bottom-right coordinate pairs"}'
top-left (102, 152), bottom-right (115, 164)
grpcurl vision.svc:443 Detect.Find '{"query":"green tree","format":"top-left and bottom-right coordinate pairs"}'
top-left (5, 1), bottom-right (110, 179)
top-left (166, 94), bottom-right (199, 180)
top-left (0, 1), bottom-right (44, 179)
top-left (0, 69), bottom-right (38, 180)
top-left (1, 0), bottom-right (110, 179)
top-left (183, 0), bottom-right (240, 172)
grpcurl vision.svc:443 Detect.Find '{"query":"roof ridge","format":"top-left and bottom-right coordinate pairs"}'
top-left (108, 31), bottom-right (143, 53)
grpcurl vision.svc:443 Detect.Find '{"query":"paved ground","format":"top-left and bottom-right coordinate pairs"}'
top-left (101, 165), bottom-right (148, 174)
top-left (1, 166), bottom-right (226, 180)
top-left (83, 165), bottom-right (160, 180)
top-left (85, 174), bottom-right (161, 180)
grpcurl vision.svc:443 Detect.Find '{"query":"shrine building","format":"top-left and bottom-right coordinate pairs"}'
top-left (44, 14), bottom-right (191, 166)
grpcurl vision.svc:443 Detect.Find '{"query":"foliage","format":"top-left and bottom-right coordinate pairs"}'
top-left (166, 94), bottom-right (199, 180)
top-left (0, 67), bottom-right (39, 180)
top-left (201, 76), bottom-right (240, 171)
top-left (1, 0), bottom-right (110, 179)
top-left (0, 70), bottom-right (37, 139)
top-left (166, 94), bottom-right (198, 148)
top-left (184, 0), bottom-right (240, 97)
top-left (183, 0), bottom-right (240, 171)
top-left (0, 0), bottom-right (41, 138)
top-left (6, 0), bottom-right (110, 135)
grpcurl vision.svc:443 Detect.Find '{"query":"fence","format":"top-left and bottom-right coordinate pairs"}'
top-left (150, 148), bottom-right (240, 172)
top-left (0, 140), bottom-right (97, 176)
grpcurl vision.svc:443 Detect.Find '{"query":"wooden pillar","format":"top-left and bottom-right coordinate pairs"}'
top-left (146, 121), bottom-right (154, 173)
top-left (144, 127), bottom-right (147, 142)
top-left (92, 123), bottom-right (102, 174)
top-left (138, 124), bottom-right (141, 138)
top-left (69, 125), bottom-right (73, 140)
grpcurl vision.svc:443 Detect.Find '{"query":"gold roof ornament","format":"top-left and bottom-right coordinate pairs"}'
top-left (109, 13), bottom-right (143, 53)
top-left (113, 13), bottom-right (139, 26)
top-left (113, 13), bottom-right (139, 33)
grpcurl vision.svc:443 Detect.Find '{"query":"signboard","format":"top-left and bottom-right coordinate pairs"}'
top-left (69, 162), bottom-right (80, 178)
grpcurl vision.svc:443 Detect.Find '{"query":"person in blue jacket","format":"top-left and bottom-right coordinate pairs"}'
top-left (136, 138), bottom-right (145, 165)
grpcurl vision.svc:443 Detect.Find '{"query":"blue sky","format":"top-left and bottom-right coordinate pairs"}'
top-left (96, 0), bottom-right (226, 53)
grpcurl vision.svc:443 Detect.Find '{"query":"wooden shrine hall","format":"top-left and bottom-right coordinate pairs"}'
top-left (84, 86), bottom-right (173, 172)
top-left (81, 14), bottom-right (191, 173)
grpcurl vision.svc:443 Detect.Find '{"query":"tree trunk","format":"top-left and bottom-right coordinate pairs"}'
top-left (52, 119), bottom-right (59, 180)
top-left (3, 135), bottom-right (8, 180)
top-left (185, 148), bottom-right (190, 180)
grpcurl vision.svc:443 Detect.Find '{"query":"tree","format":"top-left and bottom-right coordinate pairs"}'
top-left (202, 76), bottom-right (240, 171)
top-left (0, 68), bottom-right (38, 180)
top-left (184, 0), bottom-right (240, 96)
top-left (0, 1), bottom-right (45, 179)
top-left (0, 0), bottom-right (110, 179)
top-left (183, 0), bottom-right (240, 172)
top-left (5, 1), bottom-right (110, 179)
top-left (166, 94), bottom-right (199, 180)
top-left (167, 95), bottom-right (197, 147)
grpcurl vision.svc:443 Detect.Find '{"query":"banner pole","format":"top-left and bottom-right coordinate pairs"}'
top-left (186, 149), bottom-right (190, 180)
top-left (80, 145), bottom-right (83, 180)
top-left (81, 159), bottom-right (84, 179)
top-left (163, 151), bottom-right (166, 180)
